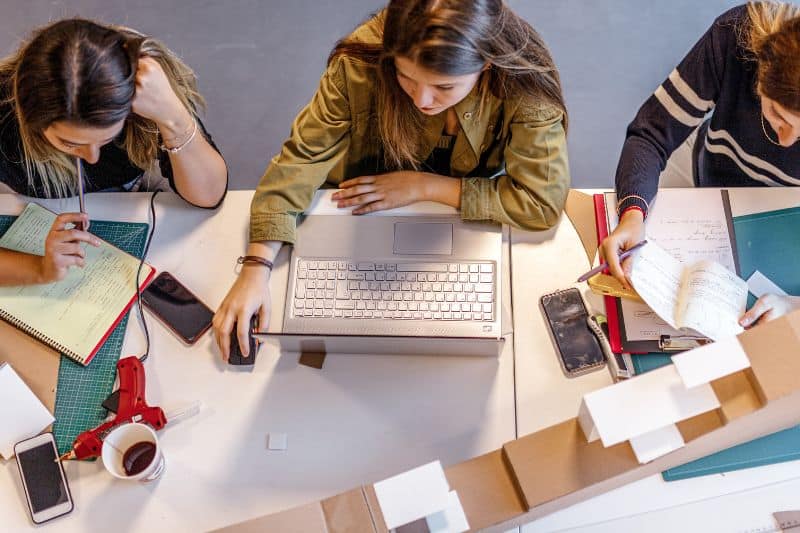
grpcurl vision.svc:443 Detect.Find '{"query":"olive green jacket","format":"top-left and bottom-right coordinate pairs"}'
top-left (250, 20), bottom-right (570, 244)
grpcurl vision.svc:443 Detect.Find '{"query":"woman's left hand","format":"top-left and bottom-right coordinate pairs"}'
top-left (332, 171), bottom-right (429, 214)
top-left (739, 294), bottom-right (800, 327)
top-left (131, 57), bottom-right (190, 127)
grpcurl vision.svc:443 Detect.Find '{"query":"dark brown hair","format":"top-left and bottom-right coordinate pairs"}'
top-left (329, 0), bottom-right (568, 170)
top-left (0, 18), bottom-right (203, 197)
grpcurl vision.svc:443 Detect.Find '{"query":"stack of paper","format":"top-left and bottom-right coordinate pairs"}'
top-left (0, 363), bottom-right (54, 459)
top-left (374, 460), bottom-right (469, 533)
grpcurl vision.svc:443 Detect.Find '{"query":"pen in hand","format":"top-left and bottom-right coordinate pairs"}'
top-left (76, 157), bottom-right (87, 231)
top-left (576, 240), bottom-right (648, 283)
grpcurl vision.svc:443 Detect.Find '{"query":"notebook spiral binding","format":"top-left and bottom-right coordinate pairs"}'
top-left (0, 310), bottom-right (82, 363)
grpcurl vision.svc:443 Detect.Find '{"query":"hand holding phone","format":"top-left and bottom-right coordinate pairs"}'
top-left (14, 433), bottom-right (73, 524)
top-left (141, 271), bottom-right (214, 344)
top-left (540, 288), bottom-right (606, 377)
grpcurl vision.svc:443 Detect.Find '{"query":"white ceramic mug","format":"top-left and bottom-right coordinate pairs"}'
top-left (101, 423), bottom-right (165, 482)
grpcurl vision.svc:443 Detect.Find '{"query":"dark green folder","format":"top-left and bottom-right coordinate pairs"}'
top-left (631, 206), bottom-right (800, 481)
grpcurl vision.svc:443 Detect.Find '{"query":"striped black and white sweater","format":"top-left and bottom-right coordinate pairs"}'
top-left (615, 4), bottom-right (800, 217)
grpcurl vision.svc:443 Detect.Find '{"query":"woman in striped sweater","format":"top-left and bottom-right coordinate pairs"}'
top-left (601, 2), bottom-right (800, 326)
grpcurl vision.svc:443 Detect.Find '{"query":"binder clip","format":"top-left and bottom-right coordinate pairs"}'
top-left (658, 335), bottom-right (712, 352)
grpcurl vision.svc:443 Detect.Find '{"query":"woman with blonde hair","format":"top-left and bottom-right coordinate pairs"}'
top-left (214, 0), bottom-right (571, 359)
top-left (0, 18), bottom-right (227, 285)
top-left (600, 2), bottom-right (800, 326)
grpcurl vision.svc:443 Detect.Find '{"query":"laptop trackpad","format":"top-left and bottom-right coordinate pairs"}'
top-left (393, 222), bottom-right (453, 255)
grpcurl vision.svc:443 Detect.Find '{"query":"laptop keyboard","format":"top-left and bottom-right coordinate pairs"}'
top-left (291, 258), bottom-right (495, 321)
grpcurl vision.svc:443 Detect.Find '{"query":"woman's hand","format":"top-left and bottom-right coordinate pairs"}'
top-left (131, 57), bottom-right (191, 131)
top-left (332, 171), bottom-right (430, 214)
top-left (739, 294), bottom-right (800, 327)
top-left (213, 266), bottom-right (271, 361)
top-left (598, 209), bottom-right (645, 289)
top-left (39, 213), bottom-right (99, 283)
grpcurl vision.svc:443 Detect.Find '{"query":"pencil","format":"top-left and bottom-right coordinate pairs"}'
top-left (576, 239), bottom-right (648, 283)
top-left (76, 157), bottom-right (86, 231)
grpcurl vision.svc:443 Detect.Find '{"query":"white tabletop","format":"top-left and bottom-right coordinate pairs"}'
top-left (512, 188), bottom-right (800, 533)
top-left (0, 191), bottom-right (516, 532)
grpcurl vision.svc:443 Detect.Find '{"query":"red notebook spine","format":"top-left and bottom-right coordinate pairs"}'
top-left (593, 194), bottom-right (624, 354)
top-left (83, 266), bottom-right (157, 365)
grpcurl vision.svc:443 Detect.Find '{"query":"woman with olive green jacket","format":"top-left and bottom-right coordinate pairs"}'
top-left (214, 1), bottom-right (570, 359)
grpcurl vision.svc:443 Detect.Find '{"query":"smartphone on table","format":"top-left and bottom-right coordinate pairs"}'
top-left (540, 287), bottom-right (606, 377)
top-left (14, 432), bottom-right (74, 524)
top-left (140, 271), bottom-right (214, 344)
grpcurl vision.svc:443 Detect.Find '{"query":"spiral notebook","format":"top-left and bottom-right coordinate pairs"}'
top-left (0, 203), bottom-right (155, 365)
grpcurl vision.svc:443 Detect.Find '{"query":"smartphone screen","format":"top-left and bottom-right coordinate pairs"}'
top-left (141, 271), bottom-right (214, 344)
top-left (540, 288), bottom-right (605, 377)
top-left (15, 435), bottom-right (73, 523)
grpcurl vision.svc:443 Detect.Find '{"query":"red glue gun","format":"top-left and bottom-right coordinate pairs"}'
top-left (58, 356), bottom-right (166, 461)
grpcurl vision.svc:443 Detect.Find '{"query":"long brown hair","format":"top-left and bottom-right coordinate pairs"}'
top-left (743, 2), bottom-right (800, 112)
top-left (0, 18), bottom-right (204, 197)
top-left (329, 0), bottom-right (568, 170)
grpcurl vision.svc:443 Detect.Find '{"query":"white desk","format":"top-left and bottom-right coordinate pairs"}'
top-left (512, 188), bottom-right (800, 533)
top-left (0, 191), bottom-right (516, 532)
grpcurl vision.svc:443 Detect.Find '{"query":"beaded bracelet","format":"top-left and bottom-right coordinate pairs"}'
top-left (237, 255), bottom-right (274, 270)
top-left (159, 118), bottom-right (198, 154)
top-left (616, 194), bottom-right (650, 216)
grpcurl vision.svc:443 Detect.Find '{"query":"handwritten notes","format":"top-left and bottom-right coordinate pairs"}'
top-left (629, 241), bottom-right (684, 331)
top-left (631, 241), bottom-right (747, 341)
top-left (606, 190), bottom-right (737, 341)
top-left (0, 203), bottom-right (152, 362)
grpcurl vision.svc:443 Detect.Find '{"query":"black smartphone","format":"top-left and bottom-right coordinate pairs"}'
top-left (540, 288), bottom-right (606, 377)
top-left (14, 433), bottom-right (74, 524)
top-left (140, 271), bottom-right (214, 344)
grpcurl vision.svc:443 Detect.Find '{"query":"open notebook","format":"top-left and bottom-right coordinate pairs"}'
top-left (0, 203), bottom-right (154, 365)
top-left (595, 189), bottom-right (738, 352)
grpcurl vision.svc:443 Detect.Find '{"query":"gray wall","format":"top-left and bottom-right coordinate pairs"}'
top-left (1, 0), bottom-right (740, 189)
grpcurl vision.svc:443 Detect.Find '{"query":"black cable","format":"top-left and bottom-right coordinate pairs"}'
top-left (135, 190), bottom-right (159, 362)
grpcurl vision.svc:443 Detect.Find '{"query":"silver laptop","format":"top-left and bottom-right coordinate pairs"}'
top-left (281, 214), bottom-right (503, 354)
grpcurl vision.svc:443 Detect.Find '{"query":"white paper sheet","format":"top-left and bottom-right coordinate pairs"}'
top-left (629, 424), bottom-right (685, 464)
top-left (582, 364), bottom-right (719, 447)
top-left (0, 363), bottom-right (54, 459)
top-left (630, 241), bottom-right (746, 341)
top-left (606, 190), bottom-right (736, 342)
top-left (426, 491), bottom-right (470, 533)
top-left (678, 260), bottom-right (747, 341)
top-left (629, 241), bottom-right (684, 331)
top-left (673, 336), bottom-right (751, 389)
top-left (747, 270), bottom-right (788, 298)
top-left (374, 460), bottom-right (450, 529)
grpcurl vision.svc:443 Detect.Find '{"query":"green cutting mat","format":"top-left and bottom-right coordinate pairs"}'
top-left (0, 215), bottom-right (149, 454)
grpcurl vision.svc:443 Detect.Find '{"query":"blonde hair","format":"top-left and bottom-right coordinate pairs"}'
top-left (0, 18), bottom-right (205, 197)
top-left (744, 2), bottom-right (800, 111)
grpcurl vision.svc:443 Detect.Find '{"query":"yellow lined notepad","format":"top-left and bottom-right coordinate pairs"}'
top-left (0, 203), bottom-right (155, 365)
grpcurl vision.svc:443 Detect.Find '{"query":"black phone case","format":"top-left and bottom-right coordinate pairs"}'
top-left (540, 288), bottom-right (606, 377)
top-left (228, 315), bottom-right (259, 366)
top-left (141, 271), bottom-right (214, 345)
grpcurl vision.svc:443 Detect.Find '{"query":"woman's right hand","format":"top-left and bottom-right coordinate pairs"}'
top-left (598, 209), bottom-right (645, 289)
top-left (39, 213), bottom-right (99, 283)
top-left (213, 266), bottom-right (271, 361)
